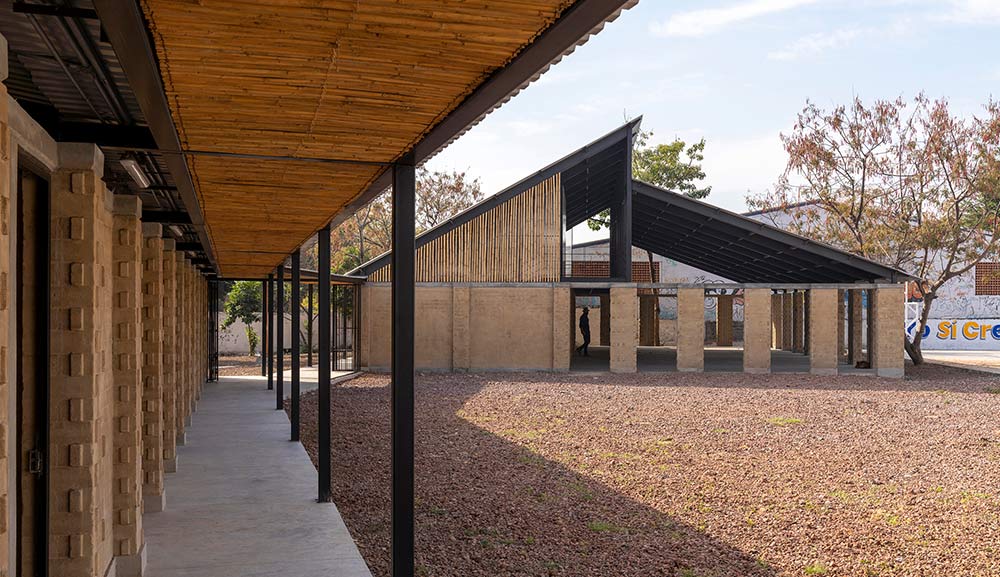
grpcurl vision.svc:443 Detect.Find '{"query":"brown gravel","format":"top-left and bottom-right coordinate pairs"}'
top-left (292, 364), bottom-right (1000, 577)
top-left (219, 355), bottom-right (262, 376)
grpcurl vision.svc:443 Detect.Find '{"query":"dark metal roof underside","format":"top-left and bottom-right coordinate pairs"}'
top-left (351, 119), bottom-right (640, 276)
top-left (631, 180), bottom-right (910, 283)
top-left (0, 0), bottom-right (207, 266)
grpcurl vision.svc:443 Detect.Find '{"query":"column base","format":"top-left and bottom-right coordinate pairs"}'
top-left (165, 457), bottom-right (178, 473)
top-left (113, 542), bottom-right (147, 577)
top-left (677, 367), bottom-right (703, 373)
top-left (876, 367), bottom-right (904, 378)
top-left (176, 432), bottom-right (186, 446)
top-left (810, 367), bottom-right (838, 376)
top-left (143, 489), bottom-right (166, 513)
top-left (743, 367), bottom-right (770, 374)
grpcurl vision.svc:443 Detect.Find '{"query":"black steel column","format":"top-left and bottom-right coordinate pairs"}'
top-left (266, 273), bottom-right (274, 389)
top-left (847, 290), bottom-right (856, 364)
top-left (866, 288), bottom-right (875, 363)
top-left (261, 276), bottom-right (268, 376)
top-left (276, 264), bottom-right (285, 410)
top-left (291, 251), bottom-right (301, 440)
top-left (318, 225), bottom-right (332, 502)
top-left (391, 157), bottom-right (416, 577)
top-left (307, 283), bottom-right (314, 367)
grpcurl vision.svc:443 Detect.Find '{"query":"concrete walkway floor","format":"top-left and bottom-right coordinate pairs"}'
top-left (923, 350), bottom-right (1000, 374)
top-left (144, 376), bottom-right (372, 577)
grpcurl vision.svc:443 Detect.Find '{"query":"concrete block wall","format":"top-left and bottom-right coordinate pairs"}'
top-left (770, 293), bottom-right (782, 348)
top-left (781, 293), bottom-right (793, 350)
top-left (874, 286), bottom-right (905, 378)
top-left (111, 196), bottom-right (144, 572)
top-left (48, 145), bottom-right (117, 577)
top-left (609, 287), bottom-right (637, 373)
top-left (808, 289), bottom-right (839, 375)
top-left (792, 290), bottom-right (804, 352)
top-left (716, 295), bottom-right (734, 346)
top-left (743, 289), bottom-right (771, 373)
top-left (362, 284), bottom-right (572, 371)
top-left (676, 288), bottom-right (705, 372)
top-left (161, 242), bottom-right (177, 473)
top-left (140, 225), bottom-right (165, 514)
top-left (174, 254), bottom-right (187, 444)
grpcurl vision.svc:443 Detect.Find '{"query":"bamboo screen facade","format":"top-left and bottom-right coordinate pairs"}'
top-left (369, 174), bottom-right (562, 282)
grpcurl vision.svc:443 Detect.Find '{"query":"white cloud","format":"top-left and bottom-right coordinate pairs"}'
top-left (701, 132), bottom-right (790, 212)
top-left (767, 27), bottom-right (862, 60)
top-left (939, 0), bottom-right (1000, 24)
top-left (649, 0), bottom-right (819, 38)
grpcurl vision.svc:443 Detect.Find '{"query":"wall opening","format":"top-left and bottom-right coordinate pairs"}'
top-left (16, 163), bottom-right (50, 577)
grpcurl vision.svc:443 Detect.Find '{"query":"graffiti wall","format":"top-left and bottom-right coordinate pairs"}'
top-left (908, 318), bottom-right (1000, 351)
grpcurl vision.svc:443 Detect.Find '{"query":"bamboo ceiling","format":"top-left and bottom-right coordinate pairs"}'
top-left (140, 0), bottom-right (582, 278)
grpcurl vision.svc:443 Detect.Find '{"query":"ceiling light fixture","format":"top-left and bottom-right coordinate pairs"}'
top-left (120, 158), bottom-right (150, 189)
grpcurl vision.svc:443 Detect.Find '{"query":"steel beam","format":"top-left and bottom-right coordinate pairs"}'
top-left (318, 224), bottom-right (332, 503)
top-left (276, 264), bottom-right (285, 410)
top-left (391, 159), bottom-right (416, 577)
top-left (291, 252), bottom-right (301, 440)
top-left (93, 0), bottom-right (218, 272)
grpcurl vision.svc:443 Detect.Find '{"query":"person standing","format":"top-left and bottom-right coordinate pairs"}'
top-left (576, 306), bottom-right (591, 356)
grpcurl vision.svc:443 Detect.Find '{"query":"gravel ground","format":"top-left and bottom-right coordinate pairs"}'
top-left (219, 355), bottom-right (262, 376)
top-left (293, 364), bottom-right (1000, 577)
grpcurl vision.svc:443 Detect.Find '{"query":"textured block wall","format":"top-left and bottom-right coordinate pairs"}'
top-left (174, 254), bottom-right (187, 442)
top-left (140, 225), bottom-right (165, 511)
top-left (49, 152), bottom-right (116, 577)
top-left (161, 241), bottom-right (177, 471)
top-left (111, 197), bottom-right (144, 563)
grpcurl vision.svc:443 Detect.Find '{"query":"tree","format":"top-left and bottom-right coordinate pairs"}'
top-left (587, 127), bottom-right (712, 232)
top-left (747, 94), bottom-right (1000, 364)
top-left (330, 167), bottom-right (483, 270)
top-left (222, 280), bottom-right (262, 355)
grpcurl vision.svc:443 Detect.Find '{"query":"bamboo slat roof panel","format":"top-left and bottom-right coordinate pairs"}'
top-left (140, 0), bottom-right (597, 276)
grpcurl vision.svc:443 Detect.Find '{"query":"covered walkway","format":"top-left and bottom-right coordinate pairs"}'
top-left (144, 376), bottom-right (371, 577)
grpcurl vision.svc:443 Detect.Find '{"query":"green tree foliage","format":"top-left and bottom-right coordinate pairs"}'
top-left (588, 127), bottom-right (711, 231)
top-left (222, 280), bottom-right (262, 355)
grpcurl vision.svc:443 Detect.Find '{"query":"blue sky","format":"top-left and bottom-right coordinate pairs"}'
top-left (426, 0), bottom-right (1000, 227)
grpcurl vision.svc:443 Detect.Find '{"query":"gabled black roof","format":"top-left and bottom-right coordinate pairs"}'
top-left (630, 180), bottom-right (911, 283)
top-left (351, 118), bottom-right (640, 276)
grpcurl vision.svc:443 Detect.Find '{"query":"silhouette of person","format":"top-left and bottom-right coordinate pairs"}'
top-left (576, 306), bottom-right (591, 356)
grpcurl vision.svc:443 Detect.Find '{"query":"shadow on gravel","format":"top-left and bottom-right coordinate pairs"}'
top-left (294, 375), bottom-right (779, 577)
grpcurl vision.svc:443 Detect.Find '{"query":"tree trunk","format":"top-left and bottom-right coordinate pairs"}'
top-left (904, 292), bottom-right (936, 365)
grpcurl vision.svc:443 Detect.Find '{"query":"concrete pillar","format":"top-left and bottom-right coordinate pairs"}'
top-left (771, 293), bottom-right (782, 348)
top-left (873, 286), bottom-right (905, 378)
top-left (161, 240), bottom-right (177, 473)
top-left (0, 38), bottom-right (10, 575)
top-left (781, 292), bottom-right (793, 350)
top-left (716, 294), bottom-right (734, 346)
top-left (676, 288), bottom-right (705, 372)
top-left (451, 286), bottom-right (470, 371)
top-left (140, 225), bottom-right (165, 513)
top-left (552, 287), bottom-right (571, 371)
top-left (111, 196), bottom-right (145, 575)
top-left (599, 293), bottom-right (610, 346)
top-left (743, 289), bottom-right (771, 373)
top-left (609, 287), bottom-right (636, 373)
top-left (49, 143), bottom-right (117, 577)
top-left (848, 289), bottom-right (864, 363)
top-left (808, 289), bottom-right (839, 375)
top-left (792, 290), bottom-right (804, 352)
